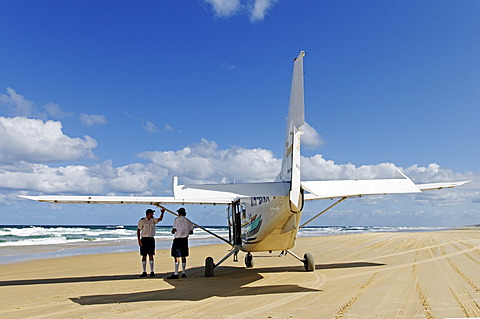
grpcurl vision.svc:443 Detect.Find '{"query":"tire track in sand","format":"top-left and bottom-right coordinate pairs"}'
top-left (410, 248), bottom-right (435, 319)
top-left (228, 271), bottom-right (326, 318)
top-left (439, 244), bottom-right (480, 317)
top-left (333, 272), bottom-right (378, 318)
top-left (411, 258), bottom-right (435, 319)
top-left (331, 240), bottom-right (480, 283)
top-left (419, 238), bottom-right (480, 318)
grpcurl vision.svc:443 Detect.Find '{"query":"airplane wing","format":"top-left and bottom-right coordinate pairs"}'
top-left (18, 195), bottom-right (182, 205)
top-left (19, 181), bottom-right (290, 205)
top-left (302, 178), bottom-right (470, 201)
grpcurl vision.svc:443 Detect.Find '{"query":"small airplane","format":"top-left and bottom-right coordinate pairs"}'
top-left (20, 51), bottom-right (469, 277)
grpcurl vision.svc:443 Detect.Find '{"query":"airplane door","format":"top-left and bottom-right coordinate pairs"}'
top-left (228, 200), bottom-right (242, 246)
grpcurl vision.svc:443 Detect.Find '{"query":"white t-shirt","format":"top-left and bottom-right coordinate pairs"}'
top-left (138, 217), bottom-right (160, 237)
top-left (173, 216), bottom-right (194, 238)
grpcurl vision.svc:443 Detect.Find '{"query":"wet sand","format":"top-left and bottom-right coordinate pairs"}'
top-left (1, 229), bottom-right (479, 318)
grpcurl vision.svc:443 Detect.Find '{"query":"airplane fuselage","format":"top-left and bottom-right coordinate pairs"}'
top-left (231, 196), bottom-right (301, 252)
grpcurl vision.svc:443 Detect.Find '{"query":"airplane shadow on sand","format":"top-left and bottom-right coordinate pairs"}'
top-left (68, 261), bottom-right (384, 305)
top-left (0, 261), bottom-right (384, 305)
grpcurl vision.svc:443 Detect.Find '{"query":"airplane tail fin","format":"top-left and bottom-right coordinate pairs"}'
top-left (276, 51), bottom-right (305, 212)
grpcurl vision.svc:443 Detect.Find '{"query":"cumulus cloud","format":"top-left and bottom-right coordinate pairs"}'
top-left (302, 154), bottom-right (399, 180)
top-left (0, 125), bottom-right (474, 212)
top-left (300, 122), bottom-right (323, 149)
top-left (0, 160), bottom-right (168, 195)
top-left (203, 0), bottom-right (277, 21)
top-left (303, 155), bottom-right (478, 207)
top-left (0, 117), bottom-right (97, 164)
top-left (138, 138), bottom-right (280, 184)
top-left (0, 139), bottom-right (279, 196)
top-left (80, 113), bottom-right (107, 126)
top-left (404, 163), bottom-right (470, 183)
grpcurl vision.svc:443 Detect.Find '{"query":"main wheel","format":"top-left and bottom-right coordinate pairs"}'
top-left (245, 252), bottom-right (254, 268)
top-left (303, 252), bottom-right (315, 272)
top-left (205, 257), bottom-right (215, 277)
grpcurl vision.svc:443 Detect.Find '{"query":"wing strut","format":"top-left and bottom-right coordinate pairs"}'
top-left (153, 204), bottom-right (232, 246)
top-left (299, 197), bottom-right (347, 228)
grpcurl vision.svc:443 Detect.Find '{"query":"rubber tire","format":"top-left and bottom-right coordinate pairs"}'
top-left (205, 257), bottom-right (215, 277)
top-left (245, 253), bottom-right (254, 268)
top-left (303, 252), bottom-right (315, 272)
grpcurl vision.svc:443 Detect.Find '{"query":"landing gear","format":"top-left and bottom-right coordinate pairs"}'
top-left (245, 252), bottom-right (254, 268)
top-left (286, 250), bottom-right (315, 272)
top-left (204, 246), bottom-right (240, 277)
top-left (303, 252), bottom-right (315, 272)
top-left (205, 257), bottom-right (215, 277)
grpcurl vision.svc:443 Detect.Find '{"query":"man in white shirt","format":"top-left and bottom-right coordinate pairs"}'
top-left (167, 207), bottom-right (194, 279)
top-left (137, 208), bottom-right (164, 277)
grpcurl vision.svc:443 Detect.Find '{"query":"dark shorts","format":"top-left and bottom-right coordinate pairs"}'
top-left (140, 237), bottom-right (155, 256)
top-left (171, 237), bottom-right (189, 257)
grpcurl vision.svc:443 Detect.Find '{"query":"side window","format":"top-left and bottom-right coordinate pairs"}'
top-left (227, 205), bottom-right (233, 226)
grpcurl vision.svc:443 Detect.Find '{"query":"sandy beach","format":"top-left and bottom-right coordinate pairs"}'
top-left (1, 229), bottom-right (479, 318)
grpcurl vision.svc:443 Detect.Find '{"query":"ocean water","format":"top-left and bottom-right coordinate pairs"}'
top-left (0, 225), bottom-right (446, 264)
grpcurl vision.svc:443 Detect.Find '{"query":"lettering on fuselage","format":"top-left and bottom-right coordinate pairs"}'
top-left (250, 196), bottom-right (270, 207)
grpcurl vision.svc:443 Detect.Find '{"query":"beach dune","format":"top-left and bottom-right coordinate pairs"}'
top-left (1, 229), bottom-right (479, 318)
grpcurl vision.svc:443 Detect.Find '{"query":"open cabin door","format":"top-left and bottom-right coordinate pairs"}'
top-left (228, 200), bottom-right (243, 246)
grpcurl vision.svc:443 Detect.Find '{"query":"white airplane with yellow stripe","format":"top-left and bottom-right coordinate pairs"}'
top-left (21, 51), bottom-right (468, 277)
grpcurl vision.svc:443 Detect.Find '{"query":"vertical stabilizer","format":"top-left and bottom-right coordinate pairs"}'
top-left (276, 51), bottom-right (305, 212)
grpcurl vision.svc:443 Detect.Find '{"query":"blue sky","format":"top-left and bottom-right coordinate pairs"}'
top-left (0, 0), bottom-right (479, 226)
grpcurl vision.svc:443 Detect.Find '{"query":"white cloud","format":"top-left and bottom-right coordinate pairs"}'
top-left (0, 129), bottom-right (474, 212)
top-left (0, 117), bottom-right (97, 164)
top-left (0, 87), bottom-right (37, 117)
top-left (138, 138), bottom-right (280, 184)
top-left (204, 0), bottom-right (240, 18)
top-left (300, 122), bottom-right (323, 149)
top-left (0, 164), bottom-right (105, 193)
top-left (404, 163), bottom-right (470, 183)
top-left (0, 160), bottom-right (166, 195)
top-left (44, 103), bottom-right (74, 119)
top-left (143, 120), bottom-right (156, 133)
top-left (163, 124), bottom-right (182, 134)
top-left (301, 155), bottom-right (477, 207)
top-left (250, 0), bottom-right (278, 22)
top-left (203, 0), bottom-right (277, 21)
top-left (80, 113), bottom-right (107, 126)
top-left (302, 154), bottom-right (399, 180)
